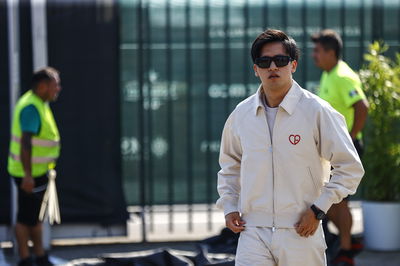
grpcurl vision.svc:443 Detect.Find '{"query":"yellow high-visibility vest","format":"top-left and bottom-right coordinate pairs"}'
top-left (8, 90), bottom-right (60, 177)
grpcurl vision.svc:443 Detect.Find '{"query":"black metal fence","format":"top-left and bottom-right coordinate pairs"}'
top-left (119, 0), bottom-right (400, 238)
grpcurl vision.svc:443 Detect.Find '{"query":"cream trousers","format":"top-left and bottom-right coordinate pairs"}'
top-left (235, 225), bottom-right (327, 266)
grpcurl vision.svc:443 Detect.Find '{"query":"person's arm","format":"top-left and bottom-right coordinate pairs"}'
top-left (296, 105), bottom-right (365, 237)
top-left (314, 106), bottom-right (365, 213)
top-left (339, 77), bottom-right (368, 139)
top-left (349, 99), bottom-right (369, 140)
top-left (20, 132), bottom-right (35, 193)
top-left (216, 112), bottom-right (245, 233)
top-left (19, 105), bottom-right (41, 193)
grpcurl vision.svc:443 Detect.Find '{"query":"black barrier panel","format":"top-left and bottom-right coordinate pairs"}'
top-left (119, 0), bottom-right (400, 209)
top-left (0, 1), bottom-right (11, 225)
top-left (19, 0), bottom-right (33, 93)
top-left (46, 0), bottom-right (128, 224)
top-left (0, 0), bottom-right (35, 225)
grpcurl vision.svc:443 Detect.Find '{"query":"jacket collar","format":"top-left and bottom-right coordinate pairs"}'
top-left (253, 80), bottom-right (303, 116)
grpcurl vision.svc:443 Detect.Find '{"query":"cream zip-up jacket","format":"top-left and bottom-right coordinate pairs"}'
top-left (216, 80), bottom-right (364, 228)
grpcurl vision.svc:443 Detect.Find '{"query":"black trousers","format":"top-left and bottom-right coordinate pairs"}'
top-left (13, 174), bottom-right (48, 226)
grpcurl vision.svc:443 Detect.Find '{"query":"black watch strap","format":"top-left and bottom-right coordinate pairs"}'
top-left (311, 204), bottom-right (326, 220)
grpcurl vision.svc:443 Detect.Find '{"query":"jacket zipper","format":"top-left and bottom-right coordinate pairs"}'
top-left (270, 113), bottom-right (276, 232)
top-left (263, 105), bottom-right (277, 232)
top-left (271, 132), bottom-right (275, 232)
top-left (271, 107), bottom-right (282, 232)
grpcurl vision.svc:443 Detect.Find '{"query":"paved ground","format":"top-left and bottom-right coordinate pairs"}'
top-left (1, 202), bottom-right (400, 265)
top-left (2, 240), bottom-right (400, 265)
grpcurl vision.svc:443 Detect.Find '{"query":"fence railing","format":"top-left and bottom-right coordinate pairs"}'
top-left (119, 0), bottom-right (400, 241)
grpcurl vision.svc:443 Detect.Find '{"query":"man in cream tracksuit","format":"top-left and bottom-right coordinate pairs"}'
top-left (216, 29), bottom-right (364, 266)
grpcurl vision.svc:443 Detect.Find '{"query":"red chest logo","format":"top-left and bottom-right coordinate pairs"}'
top-left (289, 134), bottom-right (301, 145)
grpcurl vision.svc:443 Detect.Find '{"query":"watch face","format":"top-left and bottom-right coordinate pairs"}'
top-left (317, 212), bottom-right (325, 220)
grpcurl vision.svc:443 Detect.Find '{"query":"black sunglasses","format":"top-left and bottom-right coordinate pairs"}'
top-left (255, 55), bottom-right (293, 68)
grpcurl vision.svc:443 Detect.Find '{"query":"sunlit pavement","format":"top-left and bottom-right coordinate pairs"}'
top-left (1, 202), bottom-right (400, 265)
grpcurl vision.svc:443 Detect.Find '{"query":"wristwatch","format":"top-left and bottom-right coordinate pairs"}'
top-left (311, 204), bottom-right (326, 220)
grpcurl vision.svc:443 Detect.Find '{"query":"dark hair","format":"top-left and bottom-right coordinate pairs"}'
top-left (31, 67), bottom-right (59, 91)
top-left (311, 29), bottom-right (343, 59)
top-left (251, 29), bottom-right (300, 63)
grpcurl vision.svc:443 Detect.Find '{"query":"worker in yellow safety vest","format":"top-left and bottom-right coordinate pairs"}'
top-left (311, 30), bottom-right (369, 266)
top-left (8, 67), bottom-right (61, 266)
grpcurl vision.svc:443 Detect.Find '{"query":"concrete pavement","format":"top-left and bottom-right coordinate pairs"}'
top-left (1, 202), bottom-right (400, 265)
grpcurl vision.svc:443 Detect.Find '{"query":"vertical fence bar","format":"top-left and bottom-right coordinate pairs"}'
top-left (282, 0), bottom-right (287, 31)
top-left (359, 0), bottom-right (365, 65)
top-left (382, 0), bottom-right (385, 41)
top-left (31, 0), bottom-right (48, 70)
top-left (302, 0), bottom-right (307, 86)
top-left (145, 0), bottom-right (154, 233)
top-left (371, 0), bottom-right (377, 41)
top-left (137, 0), bottom-right (147, 243)
top-left (372, 0), bottom-right (383, 41)
top-left (321, 0), bottom-right (326, 30)
top-left (166, 0), bottom-right (174, 233)
top-left (205, 0), bottom-right (213, 229)
top-left (340, 0), bottom-right (346, 59)
top-left (224, 0), bottom-right (230, 116)
top-left (7, 0), bottom-right (20, 109)
top-left (243, 0), bottom-right (250, 96)
top-left (185, 0), bottom-right (193, 232)
top-left (263, 0), bottom-right (268, 29)
top-left (7, 0), bottom-right (20, 251)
